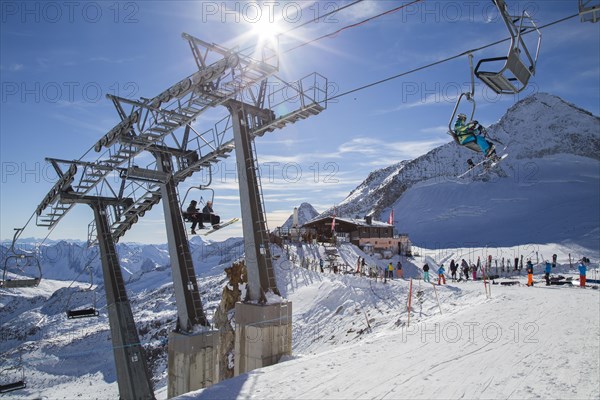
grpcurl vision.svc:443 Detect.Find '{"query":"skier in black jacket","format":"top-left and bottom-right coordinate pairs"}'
top-left (461, 259), bottom-right (469, 280)
top-left (450, 260), bottom-right (458, 281)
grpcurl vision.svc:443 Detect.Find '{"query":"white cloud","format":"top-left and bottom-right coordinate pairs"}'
top-left (50, 113), bottom-right (112, 135)
top-left (373, 93), bottom-right (455, 115)
top-left (1, 63), bottom-right (24, 71)
top-left (338, 137), bottom-right (382, 156)
top-left (89, 56), bottom-right (140, 65)
top-left (336, 136), bottom-right (449, 162)
top-left (336, 1), bottom-right (387, 23)
top-left (420, 125), bottom-right (451, 135)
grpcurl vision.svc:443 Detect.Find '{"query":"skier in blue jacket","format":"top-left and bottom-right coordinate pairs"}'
top-left (437, 264), bottom-right (446, 285)
top-left (544, 261), bottom-right (552, 286)
top-left (578, 260), bottom-right (587, 287)
top-left (453, 113), bottom-right (498, 159)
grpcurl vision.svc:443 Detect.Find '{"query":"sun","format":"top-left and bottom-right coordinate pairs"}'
top-left (251, 18), bottom-right (281, 52)
top-left (252, 18), bottom-right (281, 42)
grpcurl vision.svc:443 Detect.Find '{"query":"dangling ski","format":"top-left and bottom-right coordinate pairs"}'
top-left (479, 153), bottom-right (508, 176)
top-left (201, 218), bottom-right (240, 236)
top-left (457, 153), bottom-right (508, 178)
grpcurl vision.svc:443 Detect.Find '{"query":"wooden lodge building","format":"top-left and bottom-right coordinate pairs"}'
top-left (302, 215), bottom-right (411, 256)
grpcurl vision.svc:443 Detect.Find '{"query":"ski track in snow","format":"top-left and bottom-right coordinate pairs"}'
top-left (1, 243), bottom-right (599, 399)
top-left (182, 276), bottom-right (599, 400)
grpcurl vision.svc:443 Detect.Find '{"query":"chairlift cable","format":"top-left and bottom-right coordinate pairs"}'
top-left (239, 0), bottom-right (366, 54)
top-left (18, 12), bottom-right (578, 248)
top-left (327, 13), bottom-right (579, 102)
top-left (66, 254), bottom-right (99, 290)
top-left (281, 0), bottom-right (425, 54)
top-left (278, 0), bottom-right (367, 37)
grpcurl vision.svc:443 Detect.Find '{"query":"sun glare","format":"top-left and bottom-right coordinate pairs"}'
top-left (252, 18), bottom-right (281, 44)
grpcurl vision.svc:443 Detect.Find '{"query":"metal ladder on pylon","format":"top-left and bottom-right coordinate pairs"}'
top-left (249, 137), bottom-right (278, 294)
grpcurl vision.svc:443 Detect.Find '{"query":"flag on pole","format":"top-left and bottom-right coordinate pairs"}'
top-left (388, 209), bottom-right (394, 225)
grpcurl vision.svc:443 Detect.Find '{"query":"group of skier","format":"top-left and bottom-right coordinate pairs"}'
top-left (422, 263), bottom-right (446, 285)
top-left (427, 258), bottom-right (485, 283)
top-left (312, 253), bottom-right (591, 288)
top-left (420, 254), bottom-right (592, 288)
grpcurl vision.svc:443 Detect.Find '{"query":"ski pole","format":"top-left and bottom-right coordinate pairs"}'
top-left (482, 262), bottom-right (490, 298)
top-left (407, 279), bottom-right (413, 327)
top-left (569, 253), bottom-right (573, 269)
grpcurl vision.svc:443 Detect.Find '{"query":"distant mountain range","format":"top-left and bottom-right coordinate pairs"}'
top-left (1, 236), bottom-right (244, 284)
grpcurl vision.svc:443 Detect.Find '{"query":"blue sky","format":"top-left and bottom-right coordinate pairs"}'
top-left (1, 0), bottom-right (599, 244)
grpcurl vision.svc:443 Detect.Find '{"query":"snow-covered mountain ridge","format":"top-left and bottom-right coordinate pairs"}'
top-left (0, 237), bottom-right (244, 284)
top-left (279, 202), bottom-right (320, 230)
top-left (326, 93), bottom-right (600, 249)
top-left (328, 93), bottom-right (599, 219)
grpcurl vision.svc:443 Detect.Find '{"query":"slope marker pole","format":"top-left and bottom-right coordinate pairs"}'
top-left (431, 282), bottom-right (443, 315)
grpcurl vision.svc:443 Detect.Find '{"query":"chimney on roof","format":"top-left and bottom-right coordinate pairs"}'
top-left (365, 215), bottom-right (372, 225)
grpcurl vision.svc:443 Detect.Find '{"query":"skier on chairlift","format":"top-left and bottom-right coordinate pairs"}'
top-left (187, 200), bottom-right (205, 234)
top-left (454, 113), bottom-right (499, 162)
top-left (202, 200), bottom-right (221, 229)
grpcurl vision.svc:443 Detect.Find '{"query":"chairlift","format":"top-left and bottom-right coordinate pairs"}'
top-left (474, 0), bottom-right (542, 94)
top-left (180, 185), bottom-right (215, 221)
top-left (179, 165), bottom-right (220, 229)
top-left (1, 229), bottom-right (42, 289)
top-left (579, 0), bottom-right (599, 23)
top-left (0, 353), bottom-right (26, 394)
top-left (448, 93), bottom-right (479, 150)
top-left (448, 54), bottom-right (487, 153)
top-left (65, 265), bottom-right (99, 319)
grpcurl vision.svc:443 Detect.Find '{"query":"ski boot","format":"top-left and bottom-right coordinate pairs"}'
top-left (485, 146), bottom-right (500, 163)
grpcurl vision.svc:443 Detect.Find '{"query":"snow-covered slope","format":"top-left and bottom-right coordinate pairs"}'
top-left (324, 93), bottom-right (600, 250)
top-left (182, 278), bottom-right (600, 400)
top-left (2, 239), bottom-right (599, 399)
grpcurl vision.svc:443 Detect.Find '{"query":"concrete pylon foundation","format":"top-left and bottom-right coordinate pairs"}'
top-left (167, 331), bottom-right (220, 398)
top-left (234, 301), bottom-right (292, 376)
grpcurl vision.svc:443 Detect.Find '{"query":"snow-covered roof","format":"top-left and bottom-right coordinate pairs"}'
top-left (303, 215), bottom-right (392, 228)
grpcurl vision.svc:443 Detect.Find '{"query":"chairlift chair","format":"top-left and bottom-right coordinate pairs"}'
top-left (0, 368), bottom-right (26, 393)
top-left (179, 165), bottom-right (218, 228)
top-left (447, 54), bottom-right (486, 153)
top-left (448, 92), bottom-right (480, 151)
top-left (65, 266), bottom-right (99, 319)
top-left (474, 0), bottom-right (542, 94)
top-left (180, 185), bottom-right (215, 223)
top-left (579, 0), bottom-right (600, 23)
top-left (1, 229), bottom-right (42, 289)
top-left (0, 354), bottom-right (26, 394)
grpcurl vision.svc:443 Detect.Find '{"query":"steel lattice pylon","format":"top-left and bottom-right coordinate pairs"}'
top-left (32, 32), bottom-right (327, 396)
